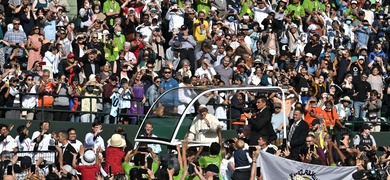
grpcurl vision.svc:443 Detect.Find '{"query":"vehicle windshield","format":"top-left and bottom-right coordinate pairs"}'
top-left (135, 86), bottom-right (284, 146)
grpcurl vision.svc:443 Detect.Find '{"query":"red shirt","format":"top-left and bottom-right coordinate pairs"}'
top-left (76, 164), bottom-right (100, 180)
top-left (104, 146), bottom-right (125, 175)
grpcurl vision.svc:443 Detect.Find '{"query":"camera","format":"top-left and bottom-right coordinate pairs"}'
top-left (243, 108), bottom-right (252, 113)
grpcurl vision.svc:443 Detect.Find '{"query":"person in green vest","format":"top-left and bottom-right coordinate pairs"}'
top-left (102, 0), bottom-right (120, 26)
top-left (240, 0), bottom-right (254, 17)
top-left (302, 0), bottom-right (321, 16)
top-left (110, 25), bottom-right (126, 62)
top-left (197, 0), bottom-right (211, 14)
top-left (285, 0), bottom-right (305, 22)
top-left (345, 0), bottom-right (360, 21)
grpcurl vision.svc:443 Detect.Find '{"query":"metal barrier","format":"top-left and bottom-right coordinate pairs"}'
top-left (0, 92), bottom-right (389, 131)
top-left (15, 150), bottom-right (57, 165)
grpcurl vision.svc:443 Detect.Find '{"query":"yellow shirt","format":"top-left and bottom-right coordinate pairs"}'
top-left (193, 19), bottom-right (208, 43)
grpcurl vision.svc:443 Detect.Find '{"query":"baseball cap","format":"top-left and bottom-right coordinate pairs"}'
top-left (311, 119), bottom-right (321, 126)
top-left (180, 25), bottom-right (188, 30)
top-left (67, 53), bottom-right (75, 59)
top-left (306, 53), bottom-right (313, 57)
top-left (205, 164), bottom-right (219, 174)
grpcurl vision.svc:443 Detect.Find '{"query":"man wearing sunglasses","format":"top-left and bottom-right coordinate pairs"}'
top-left (159, 67), bottom-right (178, 114)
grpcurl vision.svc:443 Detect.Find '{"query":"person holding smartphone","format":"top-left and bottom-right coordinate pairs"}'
top-left (301, 134), bottom-right (326, 165)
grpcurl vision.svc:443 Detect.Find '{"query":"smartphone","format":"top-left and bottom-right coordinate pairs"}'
top-left (188, 163), bottom-right (194, 175)
top-left (108, 166), bottom-right (112, 175)
top-left (299, 148), bottom-right (307, 156)
top-left (178, 33), bottom-right (184, 41)
top-left (378, 146), bottom-right (386, 151)
top-left (49, 164), bottom-right (53, 172)
top-left (281, 139), bottom-right (287, 151)
top-left (39, 62), bottom-right (46, 66)
top-left (7, 166), bottom-right (12, 175)
top-left (139, 154), bottom-right (146, 166)
top-left (139, 168), bottom-right (148, 174)
top-left (31, 165), bottom-right (36, 174)
top-left (310, 144), bottom-right (315, 151)
top-left (138, 147), bottom-right (148, 152)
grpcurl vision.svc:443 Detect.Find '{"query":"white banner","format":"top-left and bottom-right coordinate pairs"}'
top-left (259, 152), bottom-right (357, 180)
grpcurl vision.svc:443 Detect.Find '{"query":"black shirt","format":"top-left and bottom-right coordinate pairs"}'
top-left (353, 80), bottom-right (371, 101)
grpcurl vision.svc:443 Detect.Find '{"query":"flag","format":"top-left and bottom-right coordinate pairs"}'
top-left (259, 152), bottom-right (357, 180)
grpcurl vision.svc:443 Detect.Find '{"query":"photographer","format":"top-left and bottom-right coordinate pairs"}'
top-left (53, 75), bottom-right (71, 121)
top-left (4, 77), bottom-right (21, 120)
top-left (81, 74), bottom-right (102, 123)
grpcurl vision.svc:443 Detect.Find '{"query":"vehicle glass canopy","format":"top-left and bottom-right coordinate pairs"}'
top-left (135, 86), bottom-right (285, 146)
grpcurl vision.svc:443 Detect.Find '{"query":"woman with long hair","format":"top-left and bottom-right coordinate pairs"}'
top-left (27, 25), bottom-right (44, 70)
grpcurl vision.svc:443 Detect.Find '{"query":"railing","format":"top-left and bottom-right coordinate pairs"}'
top-left (0, 92), bottom-right (389, 131)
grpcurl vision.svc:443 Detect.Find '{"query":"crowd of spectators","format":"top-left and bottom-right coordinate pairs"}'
top-left (0, 0), bottom-right (389, 129)
top-left (0, 118), bottom-right (388, 180)
top-left (0, 0), bottom-right (390, 178)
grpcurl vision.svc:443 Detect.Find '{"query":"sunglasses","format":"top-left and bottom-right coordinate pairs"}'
top-left (155, 81), bottom-right (161, 83)
top-left (92, 37), bottom-right (98, 39)
top-left (13, 23), bottom-right (20, 25)
top-left (27, 78), bottom-right (33, 81)
top-left (164, 71), bottom-right (171, 74)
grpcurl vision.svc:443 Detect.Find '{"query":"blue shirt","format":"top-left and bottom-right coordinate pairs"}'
top-left (159, 78), bottom-right (179, 106)
top-left (368, 51), bottom-right (386, 65)
top-left (355, 27), bottom-right (371, 49)
top-left (43, 19), bottom-right (56, 41)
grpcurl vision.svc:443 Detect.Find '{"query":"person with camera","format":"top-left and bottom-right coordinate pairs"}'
top-left (304, 96), bottom-right (324, 129)
top-left (243, 97), bottom-right (273, 145)
top-left (38, 8), bottom-right (58, 41)
top-left (300, 134), bottom-right (326, 165)
top-left (53, 75), bottom-right (71, 121)
top-left (169, 25), bottom-right (196, 73)
top-left (3, 18), bottom-right (27, 61)
top-left (42, 43), bottom-right (66, 78)
top-left (80, 48), bottom-right (105, 81)
top-left (36, 69), bottom-right (56, 121)
top-left (353, 123), bottom-right (377, 152)
top-left (3, 77), bottom-right (21, 120)
top-left (87, 32), bottom-right (105, 59)
top-left (81, 74), bottom-right (103, 123)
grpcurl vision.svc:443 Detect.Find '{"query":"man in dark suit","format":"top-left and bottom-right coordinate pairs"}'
top-left (288, 109), bottom-right (310, 158)
top-left (80, 49), bottom-right (105, 81)
top-left (58, 130), bottom-right (77, 167)
top-left (244, 97), bottom-right (273, 145)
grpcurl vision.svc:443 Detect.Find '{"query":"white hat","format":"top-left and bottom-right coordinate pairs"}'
top-left (107, 134), bottom-right (126, 148)
top-left (308, 24), bottom-right (317, 31)
top-left (358, 56), bottom-right (365, 60)
top-left (211, 6), bottom-right (217, 11)
top-left (351, 0), bottom-right (357, 4)
top-left (81, 150), bottom-right (96, 165)
top-left (266, 66), bottom-right (274, 71)
top-left (305, 53), bottom-right (313, 57)
top-left (340, 96), bottom-right (351, 103)
top-left (289, 23), bottom-right (298, 29)
top-left (62, 165), bottom-right (77, 176)
top-left (103, 30), bottom-right (110, 35)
